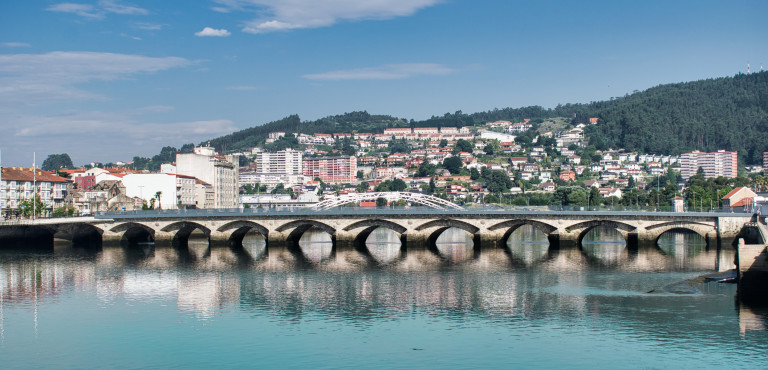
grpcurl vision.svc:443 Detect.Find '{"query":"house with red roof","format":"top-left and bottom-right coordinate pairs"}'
top-left (722, 187), bottom-right (757, 212)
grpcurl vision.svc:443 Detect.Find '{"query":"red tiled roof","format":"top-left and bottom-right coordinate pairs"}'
top-left (1, 167), bottom-right (69, 183)
top-left (722, 187), bottom-right (745, 200)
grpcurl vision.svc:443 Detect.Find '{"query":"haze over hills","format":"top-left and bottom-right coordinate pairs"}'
top-left (178, 72), bottom-right (768, 165)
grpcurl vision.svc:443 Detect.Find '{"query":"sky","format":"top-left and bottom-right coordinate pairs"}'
top-left (1, 0), bottom-right (766, 166)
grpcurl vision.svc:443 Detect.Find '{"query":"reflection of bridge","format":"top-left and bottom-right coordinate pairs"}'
top-left (0, 208), bottom-right (752, 252)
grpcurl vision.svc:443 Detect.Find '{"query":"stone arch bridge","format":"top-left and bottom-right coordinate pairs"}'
top-left (0, 209), bottom-right (752, 252)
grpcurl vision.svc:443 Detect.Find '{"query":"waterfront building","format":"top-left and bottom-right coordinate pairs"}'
top-left (303, 156), bottom-right (357, 184)
top-left (195, 179), bottom-right (215, 209)
top-left (479, 131), bottom-right (516, 142)
top-left (722, 186), bottom-right (757, 212)
top-left (71, 180), bottom-right (143, 214)
top-left (0, 167), bottom-right (71, 213)
top-left (680, 150), bottom-right (738, 180)
top-left (175, 145), bottom-right (239, 208)
top-left (241, 148), bottom-right (304, 190)
top-left (764, 152), bottom-right (768, 173)
top-left (121, 173), bottom-right (195, 209)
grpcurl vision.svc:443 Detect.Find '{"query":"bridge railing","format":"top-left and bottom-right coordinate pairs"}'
top-left (90, 204), bottom-right (743, 219)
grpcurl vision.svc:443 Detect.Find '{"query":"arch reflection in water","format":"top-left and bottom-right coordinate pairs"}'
top-left (435, 227), bottom-right (474, 263)
top-left (186, 229), bottom-right (210, 258)
top-left (506, 224), bottom-right (550, 265)
top-left (241, 230), bottom-right (267, 260)
top-left (581, 227), bottom-right (627, 265)
top-left (298, 227), bottom-right (333, 264)
top-left (657, 229), bottom-right (709, 269)
top-left (365, 227), bottom-right (402, 264)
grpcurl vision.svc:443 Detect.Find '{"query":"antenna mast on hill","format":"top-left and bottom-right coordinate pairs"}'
top-left (747, 61), bottom-right (750, 74)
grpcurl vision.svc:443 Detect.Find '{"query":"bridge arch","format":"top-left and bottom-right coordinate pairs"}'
top-left (565, 220), bottom-right (637, 245)
top-left (644, 221), bottom-right (714, 245)
top-left (488, 220), bottom-right (558, 246)
top-left (276, 220), bottom-right (337, 252)
top-left (343, 219), bottom-right (408, 255)
top-left (53, 223), bottom-right (104, 247)
top-left (0, 225), bottom-right (56, 249)
top-left (110, 222), bottom-right (155, 245)
top-left (160, 221), bottom-right (211, 247)
top-left (415, 219), bottom-right (480, 253)
top-left (217, 220), bottom-right (269, 246)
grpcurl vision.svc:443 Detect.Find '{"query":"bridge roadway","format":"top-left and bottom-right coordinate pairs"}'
top-left (0, 208), bottom-right (753, 253)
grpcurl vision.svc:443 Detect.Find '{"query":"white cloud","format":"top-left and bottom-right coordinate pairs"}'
top-left (195, 27), bottom-right (231, 37)
top-left (46, 3), bottom-right (102, 19)
top-left (303, 63), bottom-right (454, 80)
top-left (211, 0), bottom-right (441, 33)
top-left (46, 1), bottom-right (148, 19)
top-left (2, 42), bottom-right (31, 48)
top-left (134, 22), bottom-right (165, 31)
top-left (98, 0), bottom-right (148, 15)
top-left (0, 51), bottom-right (191, 105)
top-left (120, 33), bottom-right (142, 40)
top-left (3, 111), bottom-right (237, 165)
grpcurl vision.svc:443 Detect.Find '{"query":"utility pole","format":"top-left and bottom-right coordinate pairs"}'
top-left (33, 152), bottom-right (36, 220)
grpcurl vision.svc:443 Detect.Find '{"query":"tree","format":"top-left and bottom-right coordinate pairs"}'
top-left (375, 197), bottom-right (387, 207)
top-left (155, 191), bottom-right (162, 209)
top-left (455, 139), bottom-right (474, 153)
top-left (439, 139), bottom-right (448, 148)
top-left (417, 161), bottom-right (437, 177)
top-left (484, 140), bottom-right (501, 156)
top-left (470, 167), bottom-right (481, 180)
top-left (53, 205), bottom-right (76, 217)
top-left (443, 156), bottom-right (463, 175)
top-left (391, 178), bottom-right (407, 192)
top-left (17, 194), bottom-right (45, 217)
top-left (41, 154), bottom-right (74, 171)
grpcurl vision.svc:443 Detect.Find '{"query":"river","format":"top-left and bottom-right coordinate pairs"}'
top-left (0, 228), bottom-right (766, 369)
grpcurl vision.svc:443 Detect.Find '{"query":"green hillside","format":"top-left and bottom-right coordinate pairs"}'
top-left (198, 71), bottom-right (768, 164)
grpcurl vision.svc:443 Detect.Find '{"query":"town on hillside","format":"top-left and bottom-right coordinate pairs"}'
top-left (1, 117), bottom-right (766, 217)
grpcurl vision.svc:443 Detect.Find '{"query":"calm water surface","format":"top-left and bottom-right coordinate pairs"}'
top-left (0, 229), bottom-right (766, 369)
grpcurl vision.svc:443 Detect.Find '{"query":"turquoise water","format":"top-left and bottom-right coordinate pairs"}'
top-left (0, 231), bottom-right (766, 369)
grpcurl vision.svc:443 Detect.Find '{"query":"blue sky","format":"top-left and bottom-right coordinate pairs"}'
top-left (1, 0), bottom-right (766, 166)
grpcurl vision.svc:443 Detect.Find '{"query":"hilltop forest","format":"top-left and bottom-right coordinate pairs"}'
top-left (132, 71), bottom-right (768, 169)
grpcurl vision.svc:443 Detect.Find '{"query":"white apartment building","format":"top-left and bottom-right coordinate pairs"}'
top-left (680, 150), bottom-right (738, 180)
top-left (122, 173), bottom-right (184, 209)
top-left (175, 145), bottom-right (239, 208)
top-left (241, 149), bottom-right (303, 191)
top-left (1, 167), bottom-right (70, 213)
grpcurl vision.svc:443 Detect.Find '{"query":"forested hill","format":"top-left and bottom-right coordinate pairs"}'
top-left (204, 71), bottom-right (768, 164)
top-left (581, 71), bottom-right (768, 164)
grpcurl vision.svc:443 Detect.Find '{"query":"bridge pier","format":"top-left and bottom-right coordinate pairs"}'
top-left (334, 231), bottom-right (357, 253)
top-left (548, 229), bottom-right (579, 250)
top-left (154, 231), bottom-right (175, 247)
top-left (404, 232), bottom-right (430, 252)
top-left (478, 232), bottom-right (504, 250)
top-left (209, 231), bottom-right (231, 248)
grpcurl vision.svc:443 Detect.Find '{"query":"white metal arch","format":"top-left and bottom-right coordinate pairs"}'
top-left (312, 192), bottom-right (465, 211)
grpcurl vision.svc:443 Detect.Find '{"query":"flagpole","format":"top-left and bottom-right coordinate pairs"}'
top-left (33, 152), bottom-right (36, 220)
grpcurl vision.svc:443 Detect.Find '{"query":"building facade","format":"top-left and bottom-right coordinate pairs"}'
top-left (302, 156), bottom-right (357, 184)
top-left (1, 167), bottom-right (71, 214)
top-left (241, 148), bottom-right (304, 189)
top-left (680, 150), bottom-right (738, 180)
top-left (175, 146), bottom-right (239, 208)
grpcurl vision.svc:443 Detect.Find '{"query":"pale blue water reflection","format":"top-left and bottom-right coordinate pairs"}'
top-left (0, 231), bottom-right (764, 369)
